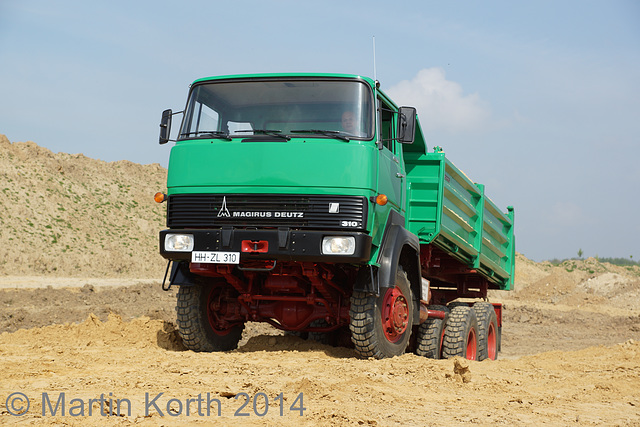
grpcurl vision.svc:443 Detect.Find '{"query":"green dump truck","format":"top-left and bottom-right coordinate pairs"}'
top-left (156, 73), bottom-right (515, 360)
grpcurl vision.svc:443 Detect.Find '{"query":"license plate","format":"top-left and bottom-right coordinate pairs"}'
top-left (191, 251), bottom-right (240, 264)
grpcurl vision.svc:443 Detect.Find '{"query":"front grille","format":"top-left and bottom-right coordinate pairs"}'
top-left (167, 194), bottom-right (368, 231)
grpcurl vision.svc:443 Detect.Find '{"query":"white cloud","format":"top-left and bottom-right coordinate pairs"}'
top-left (386, 68), bottom-right (491, 133)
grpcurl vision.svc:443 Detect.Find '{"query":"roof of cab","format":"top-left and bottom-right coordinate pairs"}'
top-left (192, 73), bottom-right (377, 88)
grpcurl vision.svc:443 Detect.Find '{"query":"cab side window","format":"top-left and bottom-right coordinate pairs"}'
top-left (379, 99), bottom-right (394, 151)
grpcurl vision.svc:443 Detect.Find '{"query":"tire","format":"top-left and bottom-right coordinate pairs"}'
top-left (415, 305), bottom-right (449, 359)
top-left (176, 283), bottom-right (244, 352)
top-left (442, 305), bottom-right (478, 360)
top-left (473, 302), bottom-right (499, 361)
top-left (308, 319), bottom-right (331, 344)
top-left (349, 267), bottom-right (414, 359)
top-left (447, 301), bottom-right (468, 310)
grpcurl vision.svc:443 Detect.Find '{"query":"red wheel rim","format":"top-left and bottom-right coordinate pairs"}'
top-left (207, 286), bottom-right (234, 336)
top-left (382, 287), bottom-right (409, 343)
top-left (487, 322), bottom-right (497, 360)
top-left (466, 327), bottom-right (477, 360)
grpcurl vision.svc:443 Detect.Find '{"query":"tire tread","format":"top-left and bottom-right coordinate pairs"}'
top-left (175, 285), bottom-right (244, 352)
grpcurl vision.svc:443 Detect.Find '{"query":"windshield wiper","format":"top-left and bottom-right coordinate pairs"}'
top-left (290, 129), bottom-right (351, 141)
top-left (235, 129), bottom-right (291, 141)
top-left (179, 131), bottom-right (231, 140)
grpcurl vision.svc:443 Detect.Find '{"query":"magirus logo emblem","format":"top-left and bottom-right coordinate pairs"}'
top-left (217, 196), bottom-right (231, 217)
top-left (215, 196), bottom-right (304, 219)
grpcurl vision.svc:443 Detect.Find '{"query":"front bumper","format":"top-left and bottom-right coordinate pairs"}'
top-left (159, 228), bottom-right (372, 263)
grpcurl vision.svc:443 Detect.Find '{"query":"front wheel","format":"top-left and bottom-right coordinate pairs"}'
top-left (176, 283), bottom-right (244, 352)
top-left (350, 267), bottom-right (414, 359)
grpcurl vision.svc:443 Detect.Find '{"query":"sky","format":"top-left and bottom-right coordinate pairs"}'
top-left (1, 0), bottom-right (639, 262)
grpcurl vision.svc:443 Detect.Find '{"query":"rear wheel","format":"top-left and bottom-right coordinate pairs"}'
top-left (442, 305), bottom-right (478, 360)
top-left (350, 267), bottom-right (414, 359)
top-left (447, 301), bottom-right (468, 311)
top-left (308, 319), bottom-right (331, 344)
top-left (415, 305), bottom-right (449, 359)
top-left (176, 283), bottom-right (244, 352)
top-left (473, 302), bottom-right (498, 361)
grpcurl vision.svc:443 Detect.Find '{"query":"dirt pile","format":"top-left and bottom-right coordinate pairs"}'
top-left (0, 134), bottom-right (167, 277)
top-left (505, 254), bottom-right (640, 312)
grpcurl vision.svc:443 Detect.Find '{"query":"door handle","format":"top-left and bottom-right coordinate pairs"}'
top-left (396, 173), bottom-right (405, 178)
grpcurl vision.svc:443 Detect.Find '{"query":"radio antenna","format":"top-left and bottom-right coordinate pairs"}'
top-left (372, 36), bottom-right (378, 87)
top-left (372, 36), bottom-right (381, 149)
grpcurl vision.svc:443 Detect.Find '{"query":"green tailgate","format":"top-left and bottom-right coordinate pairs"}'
top-left (405, 150), bottom-right (515, 289)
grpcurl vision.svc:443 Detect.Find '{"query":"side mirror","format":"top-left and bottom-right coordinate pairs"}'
top-left (159, 109), bottom-right (172, 145)
top-left (398, 106), bottom-right (416, 144)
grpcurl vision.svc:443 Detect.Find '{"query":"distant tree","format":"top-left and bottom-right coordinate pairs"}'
top-left (578, 248), bottom-right (583, 259)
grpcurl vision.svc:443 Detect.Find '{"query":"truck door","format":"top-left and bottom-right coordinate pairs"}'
top-left (377, 98), bottom-right (405, 213)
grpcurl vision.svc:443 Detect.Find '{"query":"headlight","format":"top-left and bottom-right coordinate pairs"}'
top-left (164, 234), bottom-right (194, 252)
top-left (321, 236), bottom-right (356, 255)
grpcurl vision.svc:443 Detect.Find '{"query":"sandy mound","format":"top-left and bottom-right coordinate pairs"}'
top-left (0, 134), bottom-right (167, 278)
top-left (503, 255), bottom-right (640, 312)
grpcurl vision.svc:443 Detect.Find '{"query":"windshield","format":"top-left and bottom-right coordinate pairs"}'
top-left (179, 78), bottom-right (374, 140)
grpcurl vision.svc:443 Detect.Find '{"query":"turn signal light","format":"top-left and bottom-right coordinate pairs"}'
top-left (376, 194), bottom-right (388, 206)
top-left (154, 192), bottom-right (167, 203)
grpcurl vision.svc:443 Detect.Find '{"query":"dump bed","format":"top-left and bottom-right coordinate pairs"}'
top-left (404, 149), bottom-right (515, 290)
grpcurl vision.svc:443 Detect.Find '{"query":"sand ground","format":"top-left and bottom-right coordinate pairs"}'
top-left (1, 256), bottom-right (639, 425)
